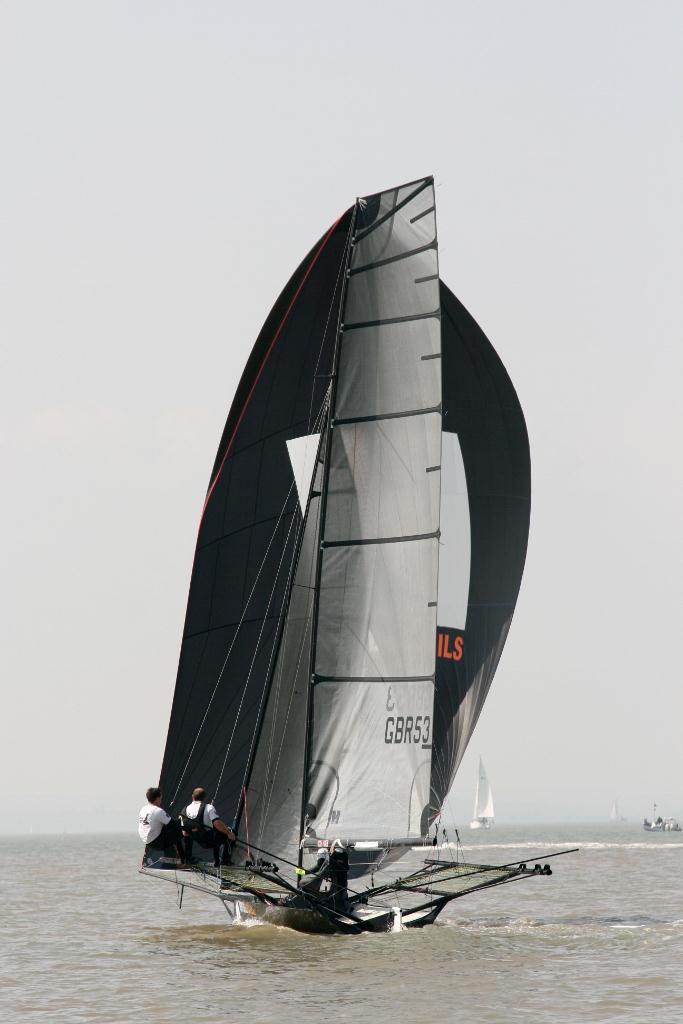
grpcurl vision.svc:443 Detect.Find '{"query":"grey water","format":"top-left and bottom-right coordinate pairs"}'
top-left (2, 826), bottom-right (682, 1023)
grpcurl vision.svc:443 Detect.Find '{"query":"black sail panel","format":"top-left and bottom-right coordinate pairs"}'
top-left (430, 282), bottom-right (531, 813)
top-left (158, 211), bottom-right (353, 820)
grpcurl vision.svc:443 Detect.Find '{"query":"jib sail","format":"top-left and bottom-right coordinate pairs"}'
top-left (242, 437), bottom-right (326, 865)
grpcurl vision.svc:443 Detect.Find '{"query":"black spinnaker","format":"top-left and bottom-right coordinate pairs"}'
top-left (429, 285), bottom-right (530, 818)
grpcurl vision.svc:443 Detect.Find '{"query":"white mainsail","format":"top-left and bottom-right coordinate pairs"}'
top-left (307, 179), bottom-right (442, 842)
top-left (470, 757), bottom-right (494, 827)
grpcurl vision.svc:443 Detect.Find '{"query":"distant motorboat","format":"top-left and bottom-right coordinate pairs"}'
top-left (643, 803), bottom-right (681, 832)
top-left (470, 757), bottom-right (494, 829)
top-left (610, 799), bottom-right (627, 823)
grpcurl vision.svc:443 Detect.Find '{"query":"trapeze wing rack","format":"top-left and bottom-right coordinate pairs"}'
top-left (354, 848), bottom-right (579, 905)
top-left (422, 847), bottom-right (579, 870)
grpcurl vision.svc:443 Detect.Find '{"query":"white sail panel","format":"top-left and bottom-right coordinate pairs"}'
top-left (308, 680), bottom-right (433, 839)
top-left (344, 250), bottom-right (439, 323)
top-left (316, 538), bottom-right (438, 679)
top-left (335, 319), bottom-right (440, 421)
top-left (244, 453), bottom-right (325, 864)
top-left (286, 433), bottom-right (321, 513)
top-left (353, 181), bottom-right (436, 264)
top-left (324, 414), bottom-right (441, 543)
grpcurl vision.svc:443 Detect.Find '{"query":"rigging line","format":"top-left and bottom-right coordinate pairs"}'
top-left (170, 475), bottom-right (297, 805)
top-left (252, 404), bottom-right (338, 837)
top-left (213, 415), bottom-right (326, 802)
top-left (250, 632), bottom-right (295, 843)
top-left (251, 437), bottom-right (332, 838)
top-left (242, 786), bottom-right (252, 861)
top-left (233, 401), bottom-right (332, 824)
top-left (174, 362), bottom-right (332, 809)
top-left (255, 602), bottom-right (316, 845)
top-left (254, 595), bottom-right (313, 838)
top-left (212, 512), bottom-right (298, 798)
top-left (239, 513), bottom-right (314, 838)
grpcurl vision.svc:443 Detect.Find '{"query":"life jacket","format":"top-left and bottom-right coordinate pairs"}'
top-left (180, 801), bottom-right (214, 844)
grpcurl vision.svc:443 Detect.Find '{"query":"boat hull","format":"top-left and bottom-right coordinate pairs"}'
top-left (235, 899), bottom-right (338, 933)
top-left (228, 895), bottom-right (442, 934)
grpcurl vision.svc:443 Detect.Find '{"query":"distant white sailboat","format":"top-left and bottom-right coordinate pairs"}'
top-left (470, 757), bottom-right (494, 829)
top-left (610, 799), bottom-right (626, 823)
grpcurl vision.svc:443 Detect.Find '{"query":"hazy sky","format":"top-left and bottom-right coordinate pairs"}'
top-left (1, 1), bottom-right (681, 833)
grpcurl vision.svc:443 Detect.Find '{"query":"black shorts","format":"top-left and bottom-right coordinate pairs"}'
top-left (146, 819), bottom-right (184, 851)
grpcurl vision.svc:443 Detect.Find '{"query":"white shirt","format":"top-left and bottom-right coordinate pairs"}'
top-left (184, 800), bottom-right (220, 828)
top-left (138, 803), bottom-right (170, 843)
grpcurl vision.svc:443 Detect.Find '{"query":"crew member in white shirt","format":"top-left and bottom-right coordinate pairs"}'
top-left (181, 786), bottom-right (236, 866)
top-left (138, 787), bottom-right (186, 864)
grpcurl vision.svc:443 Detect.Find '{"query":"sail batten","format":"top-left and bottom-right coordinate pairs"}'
top-left (313, 675), bottom-right (435, 685)
top-left (322, 531), bottom-right (440, 548)
top-left (343, 310), bottom-right (441, 330)
top-left (349, 239), bottom-right (437, 275)
top-left (334, 405), bottom-right (442, 426)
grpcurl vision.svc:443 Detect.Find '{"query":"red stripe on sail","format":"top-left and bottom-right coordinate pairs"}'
top-left (199, 214), bottom-right (344, 528)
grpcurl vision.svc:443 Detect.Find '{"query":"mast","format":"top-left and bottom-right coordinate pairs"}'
top-left (297, 202), bottom-right (358, 867)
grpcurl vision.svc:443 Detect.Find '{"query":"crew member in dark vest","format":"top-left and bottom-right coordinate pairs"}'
top-left (298, 840), bottom-right (350, 911)
top-left (138, 787), bottom-right (186, 864)
top-left (180, 787), bottom-right (236, 867)
top-left (327, 840), bottom-right (350, 913)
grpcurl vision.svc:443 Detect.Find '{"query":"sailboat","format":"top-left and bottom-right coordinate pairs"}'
top-left (610, 799), bottom-right (626, 823)
top-left (140, 176), bottom-right (572, 932)
top-left (470, 758), bottom-right (494, 829)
